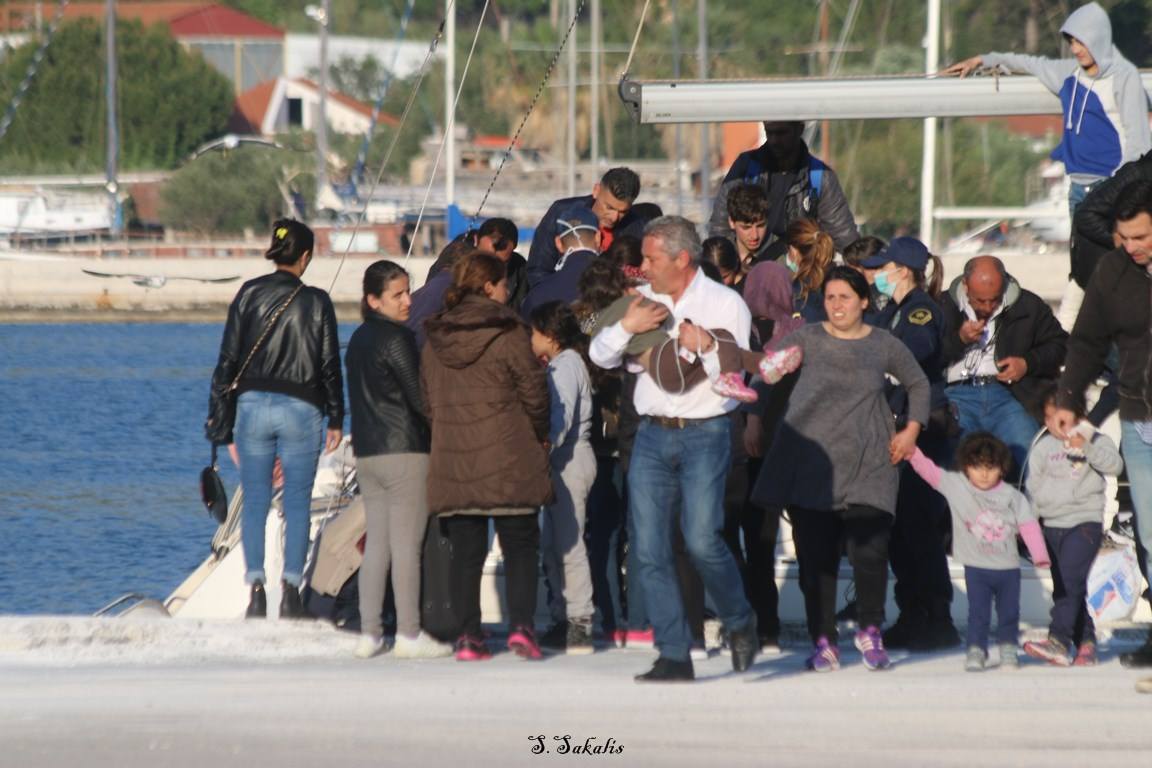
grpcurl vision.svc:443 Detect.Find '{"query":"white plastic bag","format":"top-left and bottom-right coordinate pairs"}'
top-left (1085, 535), bottom-right (1141, 624)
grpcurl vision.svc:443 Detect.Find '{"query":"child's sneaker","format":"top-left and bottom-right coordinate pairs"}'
top-left (965, 646), bottom-right (987, 672)
top-left (998, 642), bottom-right (1020, 669)
top-left (610, 629), bottom-right (628, 648)
top-left (507, 625), bottom-right (543, 660)
top-left (455, 635), bottom-right (492, 662)
top-left (1023, 637), bottom-right (1071, 667)
top-left (759, 344), bottom-right (803, 384)
top-left (565, 620), bottom-right (594, 655)
top-left (1073, 641), bottom-right (1098, 667)
top-left (711, 371), bottom-right (758, 403)
top-left (805, 636), bottom-right (840, 672)
top-left (854, 625), bottom-right (891, 670)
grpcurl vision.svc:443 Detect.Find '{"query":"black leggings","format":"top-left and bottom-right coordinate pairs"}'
top-left (444, 514), bottom-right (539, 638)
top-left (790, 506), bottom-right (892, 644)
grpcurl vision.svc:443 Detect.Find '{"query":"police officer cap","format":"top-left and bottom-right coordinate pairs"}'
top-left (555, 205), bottom-right (600, 238)
top-left (860, 236), bottom-right (929, 271)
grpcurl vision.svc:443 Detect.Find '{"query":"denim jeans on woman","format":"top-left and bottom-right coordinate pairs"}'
top-left (235, 390), bottom-right (324, 586)
top-left (627, 416), bottom-right (754, 662)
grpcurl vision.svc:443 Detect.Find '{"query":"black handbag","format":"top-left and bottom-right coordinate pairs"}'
top-left (205, 284), bottom-right (303, 445)
top-left (199, 444), bottom-right (229, 524)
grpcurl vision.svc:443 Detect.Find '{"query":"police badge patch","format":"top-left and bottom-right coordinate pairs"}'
top-left (908, 308), bottom-right (933, 325)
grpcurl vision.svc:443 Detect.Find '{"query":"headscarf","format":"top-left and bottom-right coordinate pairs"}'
top-left (743, 261), bottom-right (805, 349)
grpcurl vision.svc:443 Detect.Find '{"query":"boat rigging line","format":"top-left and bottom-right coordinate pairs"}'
top-left (327, 1), bottom-right (454, 292)
top-left (621, 0), bottom-right (652, 81)
top-left (403, 0), bottom-right (491, 265)
top-left (0, 0), bottom-right (71, 146)
top-left (470, 0), bottom-right (587, 226)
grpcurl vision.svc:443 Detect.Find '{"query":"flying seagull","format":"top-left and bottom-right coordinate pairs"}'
top-left (82, 269), bottom-right (242, 289)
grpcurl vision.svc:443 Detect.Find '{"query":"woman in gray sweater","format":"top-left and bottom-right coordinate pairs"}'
top-left (753, 266), bottom-right (929, 673)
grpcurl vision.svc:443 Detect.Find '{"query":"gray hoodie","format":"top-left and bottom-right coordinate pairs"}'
top-left (982, 2), bottom-right (1151, 182)
top-left (1025, 429), bottom-right (1124, 528)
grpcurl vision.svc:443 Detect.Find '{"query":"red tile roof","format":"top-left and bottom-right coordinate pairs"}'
top-left (2, 3), bottom-right (282, 38)
top-left (229, 78), bottom-right (279, 134)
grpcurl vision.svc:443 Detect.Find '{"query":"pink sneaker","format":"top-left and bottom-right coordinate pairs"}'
top-left (806, 636), bottom-right (840, 672)
top-left (507, 625), bottom-right (543, 660)
top-left (610, 629), bottom-right (628, 649)
top-left (1073, 641), bottom-right (1097, 667)
top-left (624, 628), bottom-right (655, 650)
top-left (455, 635), bottom-right (492, 662)
top-left (711, 371), bottom-right (758, 403)
top-left (759, 345), bottom-right (803, 384)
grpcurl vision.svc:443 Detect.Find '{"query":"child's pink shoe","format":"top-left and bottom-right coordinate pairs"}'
top-left (1073, 641), bottom-right (1097, 667)
top-left (759, 344), bottom-right (803, 384)
top-left (711, 371), bottom-right (758, 403)
top-left (455, 635), bottom-right (492, 661)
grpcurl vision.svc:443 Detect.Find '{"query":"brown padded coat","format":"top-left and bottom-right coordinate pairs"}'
top-left (420, 294), bottom-right (553, 515)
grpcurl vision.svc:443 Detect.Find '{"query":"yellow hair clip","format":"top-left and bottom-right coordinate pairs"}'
top-left (275, 227), bottom-right (288, 239)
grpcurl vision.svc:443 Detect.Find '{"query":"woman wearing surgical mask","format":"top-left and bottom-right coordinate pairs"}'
top-left (782, 219), bottom-right (834, 323)
top-left (857, 237), bottom-right (961, 654)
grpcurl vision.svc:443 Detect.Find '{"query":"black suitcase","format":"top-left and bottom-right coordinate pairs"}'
top-left (420, 516), bottom-right (457, 642)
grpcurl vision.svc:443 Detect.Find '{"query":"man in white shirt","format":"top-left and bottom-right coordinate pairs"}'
top-left (590, 216), bottom-right (758, 682)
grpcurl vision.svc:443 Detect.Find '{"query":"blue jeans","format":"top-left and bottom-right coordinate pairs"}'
top-left (946, 383), bottom-right (1039, 478)
top-left (964, 566), bottom-right (1021, 651)
top-left (235, 391), bottom-right (324, 586)
top-left (627, 417), bottom-right (753, 662)
top-left (1121, 421), bottom-right (1152, 588)
top-left (1068, 181), bottom-right (1095, 221)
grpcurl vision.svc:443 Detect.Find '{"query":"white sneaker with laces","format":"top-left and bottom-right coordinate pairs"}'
top-left (354, 634), bottom-right (388, 659)
top-left (394, 631), bottom-right (454, 659)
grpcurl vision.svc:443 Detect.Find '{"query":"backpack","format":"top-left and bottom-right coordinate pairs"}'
top-left (742, 154), bottom-right (826, 204)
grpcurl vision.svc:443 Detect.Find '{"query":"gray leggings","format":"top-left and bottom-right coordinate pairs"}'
top-left (357, 453), bottom-right (430, 638)
top-left (542, 443), bottom-right (597, 623)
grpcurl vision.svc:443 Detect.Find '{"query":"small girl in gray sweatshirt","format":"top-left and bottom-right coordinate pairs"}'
top-left (908, 433), bottom-right (1050, 671)
top-left (1022, 396), bottom-right (1124, 667)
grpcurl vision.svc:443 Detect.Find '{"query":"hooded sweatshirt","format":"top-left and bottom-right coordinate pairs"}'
top-left (1025, 429), bottom-right (1123, 529)
top-left (982, 2), bottom-right (1151, 183)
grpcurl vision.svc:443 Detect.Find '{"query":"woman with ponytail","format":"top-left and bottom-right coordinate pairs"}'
top-left (857, 237), bottom-right (961, 652)
top-left (783, 219), bottom-right (835, 322)
top-left (206, 218), bottom-right (344, 620)
top-left (345, 260), bottom-right (453, 659)
top-left (420, 251), bottom-right (552, 661)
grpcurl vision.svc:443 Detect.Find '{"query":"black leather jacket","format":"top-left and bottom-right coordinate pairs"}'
top-left (209, 270), bottom-right (344, 432)
top-left (345, 313), bottom-right (430, 457)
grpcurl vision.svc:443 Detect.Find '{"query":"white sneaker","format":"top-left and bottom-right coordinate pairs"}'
top-left (703, 619), bottom-right (724, 652)
top-left (354, 634), bottom-right (388, 659)
top-left (393, 631), bottom-right (454, 659)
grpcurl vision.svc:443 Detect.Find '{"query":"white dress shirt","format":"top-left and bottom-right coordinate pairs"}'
top-left (946, 299), bottom-right (1004, 383)
top-left (590, 268), bottom-right (752, 418)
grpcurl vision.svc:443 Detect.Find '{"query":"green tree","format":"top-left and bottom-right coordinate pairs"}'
top-left (159, 147), bottom-right (302, 235)
top-left (0, 20), bottom-right (233, 172)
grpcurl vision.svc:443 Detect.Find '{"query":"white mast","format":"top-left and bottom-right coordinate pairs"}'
top-left (444, 0), bottom-right (456, 206)
top-left (566, 0), bottom-right (577, 197)
top-left (590, 0), bottom-right (601, 164)
top-left (919, 0), bottom-right (941, 247)
top-left (105, 0), bottom-right (121, 237)
top-left (317, 0), bottom-right (331, 213)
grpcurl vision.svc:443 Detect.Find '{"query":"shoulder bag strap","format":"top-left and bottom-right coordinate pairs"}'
top-left (229, 283), bottom-right (304, 392)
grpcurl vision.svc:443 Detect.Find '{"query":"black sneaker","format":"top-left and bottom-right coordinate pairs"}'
top-left (908, 619), bottom-right (962, 652)
top-left (1120, 635), bottom-right (1152, 668)
top-left (245, 582), bottom-right (266, 619)
top-left (565, 621), bottom-right (594, 655)
top-left (635, 657), bottom-right (694, 683)
top-left (881, 615), bottom-right (918, 649)
top-left (539, 621), bottom-right (569, 650)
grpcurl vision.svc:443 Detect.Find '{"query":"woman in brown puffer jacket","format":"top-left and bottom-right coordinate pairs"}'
top-left (421, 250), bottom-right (552, 661)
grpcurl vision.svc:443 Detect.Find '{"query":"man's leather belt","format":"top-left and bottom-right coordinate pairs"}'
top-left (643, 414), bottom-right (725, 429)
top-left (948, 375), bottom-right (1001, 387)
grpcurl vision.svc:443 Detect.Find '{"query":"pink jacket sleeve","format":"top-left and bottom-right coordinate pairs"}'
top-left (1019, 521), bottom-right (1051, 567)
top-left (908, 447), bottom-right (943, 489)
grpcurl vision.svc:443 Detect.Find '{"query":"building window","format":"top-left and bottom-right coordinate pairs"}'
top-left (287, 98), bottom-right (303, 127)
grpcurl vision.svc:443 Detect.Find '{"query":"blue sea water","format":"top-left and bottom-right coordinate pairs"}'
top-left (0, 322), bottom-right (353, 614)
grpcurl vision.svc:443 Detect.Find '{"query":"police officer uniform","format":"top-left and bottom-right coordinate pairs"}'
top-left (863, 238), bottom-right (961, 651)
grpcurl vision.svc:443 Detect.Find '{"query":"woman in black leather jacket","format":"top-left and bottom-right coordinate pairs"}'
top-left (207, 218), bottom-right (344, 619)
top-left (345, 260), bottom-right (452, 659)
